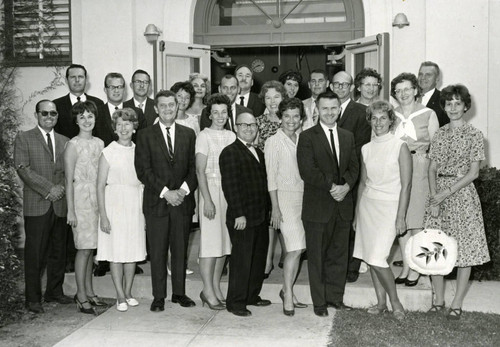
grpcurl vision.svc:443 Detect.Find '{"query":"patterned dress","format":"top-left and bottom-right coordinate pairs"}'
top-left (256, 112), bottom-right (281, 152)
top-left (424, 123), bottom-right (490, 267)
top-left (71, 136), bottom-right (104, 249)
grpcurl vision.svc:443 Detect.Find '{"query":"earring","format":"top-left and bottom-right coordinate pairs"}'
top-left (133, 130), bottom-right (136, 133)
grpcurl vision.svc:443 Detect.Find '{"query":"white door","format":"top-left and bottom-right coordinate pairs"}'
top-left (344, 33), bottom-right (390, 100)
top-left (160, 41), bottom-right (211, 91)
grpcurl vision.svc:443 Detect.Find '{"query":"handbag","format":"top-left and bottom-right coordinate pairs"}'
top-left (405, 228), bottom-right (458, 275)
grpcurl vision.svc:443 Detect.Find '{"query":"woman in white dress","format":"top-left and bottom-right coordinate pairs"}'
top-left (96, 108), bottom-right (146, 312)
top-left (353, 101), bottom-right (412, 320)
top-left (196, 94), bottom-right (236, 310)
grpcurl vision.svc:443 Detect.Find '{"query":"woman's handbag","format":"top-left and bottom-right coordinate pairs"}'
top-left (405, 228), bottom-right (457, 275)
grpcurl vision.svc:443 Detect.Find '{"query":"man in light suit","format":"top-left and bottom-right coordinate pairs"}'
top-left (124, 69), bottom-right (158, 126)
top-left (418, 61), bottom-right (448, 127)
top-left (219, 112), bottom-right (271, 317)
top-left (331, 71), bottom-right (371, 283)
top-left (135, 90), bottom-right (198, 312)
top-left (235, 64), bottom-right (265, 116)
top-left (200, 74), bottom-right (252, 131)
top-left (302, 69), bottom-right (330, 130)
top-left (297, 91), bottom-right (359, 317)
top-left (14, 100), bottom-right (72, 313)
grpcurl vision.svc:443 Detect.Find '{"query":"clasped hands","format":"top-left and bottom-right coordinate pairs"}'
top-left (330, 183), bottom-right (349, 202)
top-left (163, 188), bottom-right (187, 206)
top-left (429, 189), bottom-right (451, 217)
top-left (47, 184), bottom-right (65, 202)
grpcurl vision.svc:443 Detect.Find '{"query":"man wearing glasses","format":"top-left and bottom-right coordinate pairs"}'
top-left (14, 100), bottom-right (71, 313)
top-left (331, 71), bottom-right (372, 283)
top-left (219, 112), bottom-right (271, 317)
top-left (124, 69), bottom-right (158, 126)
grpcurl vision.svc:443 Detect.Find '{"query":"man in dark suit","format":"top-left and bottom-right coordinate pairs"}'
top-left (94, 72), bottom-right (145, 146)
top-left (14, 100), bottom-right (72, 314)
top-left (331, 71), bottom-right (371, 283)
top-left (124, 69), bottom-right (158, 126)
top-left (53, 64), bottom-right (105, 139)
top-left (135, 90), bottom-right (198, 312)
top-left (200, 74), bottom-right (252, 131)
top-left (418, 61), bottom-right (448, 127)
top-left (219, 112), bottom-right (271, 317)
top-left (297, 91), bottom-right (359, 317)
top-left (235, 64), bottom-right (265, 116)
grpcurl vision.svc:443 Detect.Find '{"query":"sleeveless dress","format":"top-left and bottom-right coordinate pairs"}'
top-left (71, 136), bottom-right (103, 249)
top-left (353, 133), bottom-right (404, 268)
top-left (96, 141), bottom-right (146, 262)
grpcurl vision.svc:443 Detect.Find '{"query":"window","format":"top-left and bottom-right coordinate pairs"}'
top-left (2, 0), bottom-right (71, 66)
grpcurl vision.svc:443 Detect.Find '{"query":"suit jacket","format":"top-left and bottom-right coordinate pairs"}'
top-left (219, 139), bottom-right (270, 227)
top-left (426, 89), bottom-right (449, 127)
top-left (297, 124), bottom-right (359, 223)
top-left (94, 103), bottom-right (146, 146)
top-left (246, 92), bottom-right (265, 117)
top-left (134, 122), bottom-right (197, 217)
top-left (124, 97), bottom-right (158, 127)
top-left (337, 100), bottom-right (371, 158)
top-left (53, 93), bottom-right (105, 139)
top-left (14, 127), bottom-right (69, 217)
top-left (200, 104), bottom-right (252, 132)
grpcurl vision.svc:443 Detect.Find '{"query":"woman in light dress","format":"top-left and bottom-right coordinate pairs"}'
top-left (96, 108), bottom-right (146, 312)
top-left (64, 101), bottom-right (105, 315)
top-left (264, 97), bottom-right (308, 316)
top-left (391, 72), bottom-right (440, 286)
top-left (353, 100), bottom-right (412, 321)
top-left (354, 68), bottom-right (383, 106)
top-left (196, 94), bottom-right (235, 310)
top-left (186, 73), bottom-right (210, 119)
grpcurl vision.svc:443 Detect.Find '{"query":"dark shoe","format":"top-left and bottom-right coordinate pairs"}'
top-left (74, 295), bottom-right (97, 315)
top-left (248, 298), bottom-right (271, 307)
top-left (88, 295), bottom-right (108, 307)
top-left (428, 303), bottom-right (446, 314)
top-left (446, 307), bottom-right (462, 320)
top-left (328, 302), bottom-right (352, 310)
top-left (44, 295), bottom-right (73, 304)
top-left (278, 261), bottom-right (284, 269)
top-left (405, 275), bottom-right (420, 287)
top-left (26, 302), bottom-right (44, 314)
top-left (278, 290), bottom-right (295, 316)
top-left (263, 264), bottom-right (274, 279)
top-left (200, 292), bottom-right (225, 310)
top-left (394, 276), bottom-right (407, 284)
top-left (135, 265), bottom-right (144, 275)
top-left (150, 298), bottom-right (165, 312)
top-left (346, 271), bottom-right (359, 283)
top-left (171, 294), bottom-right (196, 307)
top-left (93, 262), bottom-right (109, 277)
top-left (228, 308), bottom-right (252, 317)
top-left (313, 306), bottom-right (328, 317)
top-left (279, 290), bottom-right (307, 309)
top-left (392, 260), bottom-right (403, 267)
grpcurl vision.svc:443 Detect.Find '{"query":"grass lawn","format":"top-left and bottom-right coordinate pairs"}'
top-left (329, 309), bottom-right (500, 347)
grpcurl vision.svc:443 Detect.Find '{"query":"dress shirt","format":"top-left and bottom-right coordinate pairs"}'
top-left (133, 98), bottom-right (146, 113)
top-left (69, 93), bottom-right (86, 105)
top-left (37, 126), bottom-right (56, 162)
top-left (339, 98), bottom-right (350, 119)
top-left (229, 103), bottom-right (237, 131)
top-left (238, 137), bottom-right (259, 162)
top-left (319, 121), bottom-right (340, 162)
top-left (421, 88), bottom-right (435, 106)
top-left (236, 93), bottom-right (249, 107)
top-left (107, 102), bottom-right (123, 118)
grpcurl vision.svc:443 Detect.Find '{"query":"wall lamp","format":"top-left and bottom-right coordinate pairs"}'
top-left (392, 13), bottom-right (410, 28)
top-left (144, 24), bottom-right (161, 94)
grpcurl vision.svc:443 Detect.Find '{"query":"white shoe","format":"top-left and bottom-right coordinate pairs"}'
top-left (126, 298), bottom-right (139, 307)
top-left (116, 300), bottom-right (128, 312)
top-left (359, 262), bottom-right (369, 274)
top-left (186, 268), bottom-right (194, 275)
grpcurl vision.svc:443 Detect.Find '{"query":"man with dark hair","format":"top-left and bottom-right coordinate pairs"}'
top-left (418, 61), bottom-right (448, 127)
top-left (235, 64), bottom-right (265, 116)
top-left (303, 69), bottom-right (329, 130)
top-left (297, 91), bottom-right (359, 317)
top-left (124, 69), bottom-right (158, 126)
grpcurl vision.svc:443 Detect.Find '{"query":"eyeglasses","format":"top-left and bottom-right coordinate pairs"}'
top-left (394, 87), bottom-right (414, 96)
top-left (38, 111), bottom-right (58, 117)
top-left (361, 83), bottom-right (381, 88)
top-left (133, 80), bottom-right (150, 86)
top-left (332, 82), bottom-right (351, 89)
top-left (106, 85), bottom-right (125, 91)
top-left (236, 123), bottom-right (258, 130)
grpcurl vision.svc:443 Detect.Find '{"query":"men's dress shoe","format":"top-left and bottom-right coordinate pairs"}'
top-left (171, 294), bottom-right (196, 307)
top-left (248, 299), bottom-right (271, 307)
top-left (150, 298), bottom-right (165, 312)
top-left (26, 302), bottom-right (44, 314)
top-left (45, 295), bottom-right (73, 304)
top-left (313, 306), bottom-right (328, 317)
top-left (135, 265), bottom-right (144, 274)
top-left (392, 260), bottom-right (403, 267)
top-left (228, 308), bottom-right (252, 317)
top-left (346, 271), bottom-right (359, 283)
top-left (328, 302), bottom-right (352, 310)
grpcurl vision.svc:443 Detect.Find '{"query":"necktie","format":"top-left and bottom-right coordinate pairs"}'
top-left (228, 109), bottom-right (235, 131)
top-left (166, 127), bottom-right (174, 161)
top-left (76, 96), bottom-right (81, 102)
top-left (240, 96), bottom-right (245, 106)
top-left (139, 103), bottom-right (144, 111)
top-left (329, 129), bottom-right (339, 168)
top-left (46, 133), bottom-right (54, 162)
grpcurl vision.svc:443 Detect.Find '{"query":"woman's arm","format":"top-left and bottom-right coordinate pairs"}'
top-left (269, 190), bottom-right (282, 230)
top-left (64, 142), bottom-right (78, 228)
top-left (96, 154), bottom-right (110, 233)
top-left (428, 158), bottom-right (440, 217)
top-left (396, 143), bottom-right (412, 235)
top-left (196, 153), bottom-right (215, 220)
top-left (430, 161), bottom-right (480, 207)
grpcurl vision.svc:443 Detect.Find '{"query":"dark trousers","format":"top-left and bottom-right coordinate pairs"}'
top-left (347, 184), bottom-right (361, 273)
top-left (226, 220), bottom-right (269, 311)
top-left (146, 208), bottom-right (191, 299)
top-left (303, 211), bottom-right (350, 307)
top-left (24, 206), bottom-right (67, 303)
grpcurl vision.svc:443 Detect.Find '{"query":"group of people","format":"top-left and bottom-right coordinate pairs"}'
top-left (15, 61), bottom-right (490, 321)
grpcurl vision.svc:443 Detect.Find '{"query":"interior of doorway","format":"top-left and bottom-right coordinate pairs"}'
top-left (211, 45), bottom-right (345, 100)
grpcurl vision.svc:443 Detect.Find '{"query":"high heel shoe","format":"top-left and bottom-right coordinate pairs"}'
top-left (88, 295), bottom-right (107, 307)
top-left (263, 264), bottom-right (274, 279)
top-left (279, 290), bottom-right (295, 316)
top-left (405, 275), bottom-right (420, 287)
top-left (74, 295), bottom-right (97, 315)
top-left (279, 290), bottom-right (307, 309)
top-left (200, 292), bottom-right (225, 310)
top-left (394, 276), bottom-right (407, 284)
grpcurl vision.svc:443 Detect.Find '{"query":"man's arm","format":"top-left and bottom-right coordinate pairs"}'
top-left (219, 147), bottom-right (245, 218)
top-left (296, 131), bottom-right (334, 191)
top-left (341, 132), bottom-right (360, 190)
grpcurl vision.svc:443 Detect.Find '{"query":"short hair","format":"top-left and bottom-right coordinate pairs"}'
top-left (439, 84), bottom-right (472, 111)
top-left (354, 68), bottom-right (382, 91)
top-left (220, 74), bottom-right (238, 86)
top-left (419, 61), bottom-right (440, 77)
top-left (390, 72), bottom-right (421, 100)
top-left (131, 69), bottom-right (151, 81)
top-left (258, 80), bottom-right (286, 100)
top-left (277, 97), bottom-right (305, 120)
top-left (279, 70), bottom-right (303, 84)
top-left (316, 90), bottom-right (340, 105)
top-left (234, 64), bottom-right (253, 76)
top-left (170, 81), bottom-right (196, 109)
top-left (309, 69), bottom-right (327, 80)
top-left (366, 100), bottom-right (396, 128)
top-left (206, 93), bottom-right (232, 122)
top-left (111, 107), bottom-right (139, 130)
top-left (66, 64), bottom-right (87, 79)
top-left (71, 100), bottom-right (98, 124)
top-left (35, 99), bottom-right (54, 113)
top-left (154, 89), bottom-right (177, 106)
top-left (104, 72), bottom-right (125, 88)
top-left (188, 73), bottom-right (211, 103)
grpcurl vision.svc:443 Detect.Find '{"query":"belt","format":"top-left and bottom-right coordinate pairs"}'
top-left (410, 150), bottom-right (429, 154)
top-left (438, 173), bottom-right (458, 177)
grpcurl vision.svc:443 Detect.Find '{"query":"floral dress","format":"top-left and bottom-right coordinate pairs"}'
top-left (256, 113), bottom-right (281, 152)
top-left (424, 123), bottom-right (490, 267)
